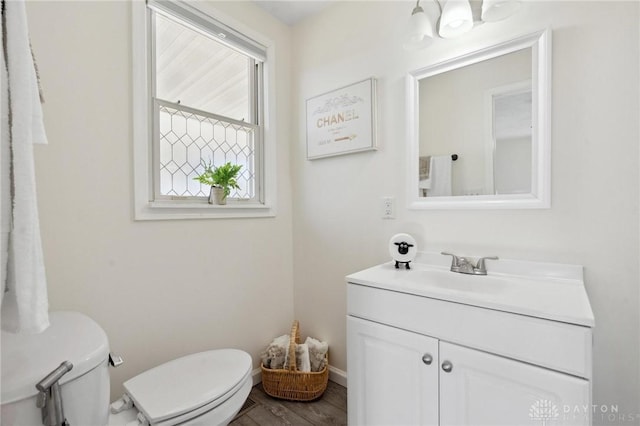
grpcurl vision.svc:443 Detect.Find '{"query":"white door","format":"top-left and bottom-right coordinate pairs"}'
top-left (347, 316), bottom-right (439, 426)
top-left (439, 341), bottom-right (591, 426)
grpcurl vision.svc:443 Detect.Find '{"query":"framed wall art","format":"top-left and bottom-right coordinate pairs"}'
top-left (306, 78), bottom-right (377, 160)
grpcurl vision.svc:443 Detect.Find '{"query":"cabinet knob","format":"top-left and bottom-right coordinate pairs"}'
top-left (441, 360), bottom-right (453, 373)
top-left (421, 354), bottom-right (433, 365)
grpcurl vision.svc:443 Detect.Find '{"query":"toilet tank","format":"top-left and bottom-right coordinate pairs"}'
top-left (1, 311), bottom-right (111, 426)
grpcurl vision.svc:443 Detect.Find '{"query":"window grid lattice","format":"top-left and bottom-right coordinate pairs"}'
top-left (156, 99), bottom-right (256, 199)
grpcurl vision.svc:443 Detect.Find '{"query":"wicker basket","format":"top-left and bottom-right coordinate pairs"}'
top-left (261, 320), bottom-right (329, 401)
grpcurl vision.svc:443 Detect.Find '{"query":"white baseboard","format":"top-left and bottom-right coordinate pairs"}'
top-left (251, 365), bottom-right (347, 388)
top-left (328, 365), bottom-right (348, 387)
top-left (251, 367), bottom-right (262, 386)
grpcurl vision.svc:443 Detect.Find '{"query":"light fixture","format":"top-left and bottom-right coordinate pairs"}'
top-left (403, 0), bottom-right (522, 50)
top-left (403, 1), bottom-right (435, 50)
top-left (481, 0), bottom-right (522, 22)
top-left (438, 0), bottom-right (473, 39)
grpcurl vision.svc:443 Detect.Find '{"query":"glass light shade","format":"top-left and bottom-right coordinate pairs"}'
top-left (438, 0), bottom-right (473, 39)
top-left (481, 0), bottom-right (522, 22)
top-left (403, 6), bottom-right (434, 50)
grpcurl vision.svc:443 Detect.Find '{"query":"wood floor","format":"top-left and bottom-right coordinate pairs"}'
top-left (230, 381), bottom-right (347, 425)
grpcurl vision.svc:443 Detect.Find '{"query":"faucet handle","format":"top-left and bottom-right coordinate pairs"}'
top-left (441, 252), bottom-right (461, 271)
top-left (476, 256), bottom-right (499, 273)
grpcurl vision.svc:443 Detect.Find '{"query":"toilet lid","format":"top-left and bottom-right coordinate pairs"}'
top-left (124, 349), bottom-right (252, 424)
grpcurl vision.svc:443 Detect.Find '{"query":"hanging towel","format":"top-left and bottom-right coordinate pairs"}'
top-left (418, 155), bottom-right (432, 195)
top-left (419, 156), bottom-right (431, 180)
top-left (1, 0), bottom-right (50, 333)
top-left (426, 155), bottom-right (452, 197)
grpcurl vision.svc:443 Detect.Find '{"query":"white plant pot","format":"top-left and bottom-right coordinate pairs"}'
top-left (208, 186), bottom-right (226, 205)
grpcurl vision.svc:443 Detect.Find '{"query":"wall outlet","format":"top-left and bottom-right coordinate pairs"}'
top-left (381, 197), bottom-right (395, 219)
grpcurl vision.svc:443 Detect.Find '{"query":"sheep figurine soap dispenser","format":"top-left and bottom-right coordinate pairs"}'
top-left (389, 233), bottom-right (417, 269)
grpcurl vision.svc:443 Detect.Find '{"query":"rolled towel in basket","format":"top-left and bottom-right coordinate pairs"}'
top-left (281, 342), bottom-right (312, 372)
top-left (305, 336), bottom-right (328, 372)
top-left (260, 334), bottom-right (290, 369)
top-left (295, 343), bottom-right (311, 372)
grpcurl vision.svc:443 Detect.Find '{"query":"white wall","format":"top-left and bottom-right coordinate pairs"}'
top-left (292, 0), bottom-right (639, 419)
top-left (26, 0), bottom-right (294, 398)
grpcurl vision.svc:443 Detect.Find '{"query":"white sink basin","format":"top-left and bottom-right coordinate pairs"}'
top-left (346, 254), bottom-right (595, 327)
top-left (402, 269), bottom-right (508, 294)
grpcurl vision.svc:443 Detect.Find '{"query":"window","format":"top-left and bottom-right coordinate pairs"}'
top-left (133, 0), bottom-right (275, 219)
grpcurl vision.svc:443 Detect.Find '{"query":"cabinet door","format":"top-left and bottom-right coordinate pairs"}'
top-left (440, 341), bottom-right (590, 426)
top-left (347, 316), bottom-right (439, 426)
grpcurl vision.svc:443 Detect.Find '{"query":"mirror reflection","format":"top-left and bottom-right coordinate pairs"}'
top-left (418, 47), bottom-right (532, 198)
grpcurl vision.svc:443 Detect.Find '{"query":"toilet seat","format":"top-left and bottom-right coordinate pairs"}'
top-left (122, 349), bottom-right (252, 426)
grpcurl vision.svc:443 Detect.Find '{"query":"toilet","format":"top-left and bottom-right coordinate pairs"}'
top-left (1, 311), bottom-right (253, 426)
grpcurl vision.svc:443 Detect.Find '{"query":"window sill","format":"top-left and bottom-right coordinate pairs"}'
top-left (134, 200), bottom-right (276, 220)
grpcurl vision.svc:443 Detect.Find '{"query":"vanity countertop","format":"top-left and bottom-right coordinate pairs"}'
top-left (346, 254), bottom-right (595, 327)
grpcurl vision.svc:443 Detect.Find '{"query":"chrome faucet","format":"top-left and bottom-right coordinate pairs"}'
top-left (441, 252), bottom-right (498, 275)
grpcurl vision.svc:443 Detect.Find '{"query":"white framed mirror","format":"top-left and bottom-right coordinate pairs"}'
top-left (406, 29), bottom-right (551, 209)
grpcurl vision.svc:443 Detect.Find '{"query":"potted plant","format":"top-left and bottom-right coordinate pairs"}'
top-left (193, 161), bottom-right (242, 205)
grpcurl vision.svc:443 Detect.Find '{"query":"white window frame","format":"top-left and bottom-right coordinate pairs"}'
top-left (132, 0), bottom-right (277, 220)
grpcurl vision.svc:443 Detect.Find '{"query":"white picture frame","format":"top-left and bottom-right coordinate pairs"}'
top-left (306, 78), bottom-right (377, 160)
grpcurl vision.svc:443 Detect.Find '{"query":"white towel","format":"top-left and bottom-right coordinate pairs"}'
top-left (295, 343), bottom-right (311, 373)
top-left (304, 336), bottom-right (328, 372)
top-left (426, 155), bottom-right (452, 197)
top-left (1, 0), bottom-right (11, 312)
top-left (1, 0), bottom-right (50, 333)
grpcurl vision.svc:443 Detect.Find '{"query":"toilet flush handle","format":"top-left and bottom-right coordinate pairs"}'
top-left (109, 353), bottom-right (124, 368)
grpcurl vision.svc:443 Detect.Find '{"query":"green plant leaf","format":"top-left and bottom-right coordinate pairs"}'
top-left (207, 162), bottom-right (243, 199)
top-left (192, 159), bottom-right (218, 187)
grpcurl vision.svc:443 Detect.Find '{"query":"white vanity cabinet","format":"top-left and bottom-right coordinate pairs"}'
top-left (347, 316), bottom-right (439, 426)
top-left (438, 340), bottom-right (589, 426)
top-left (346, 255), bottom-right (595, 426)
